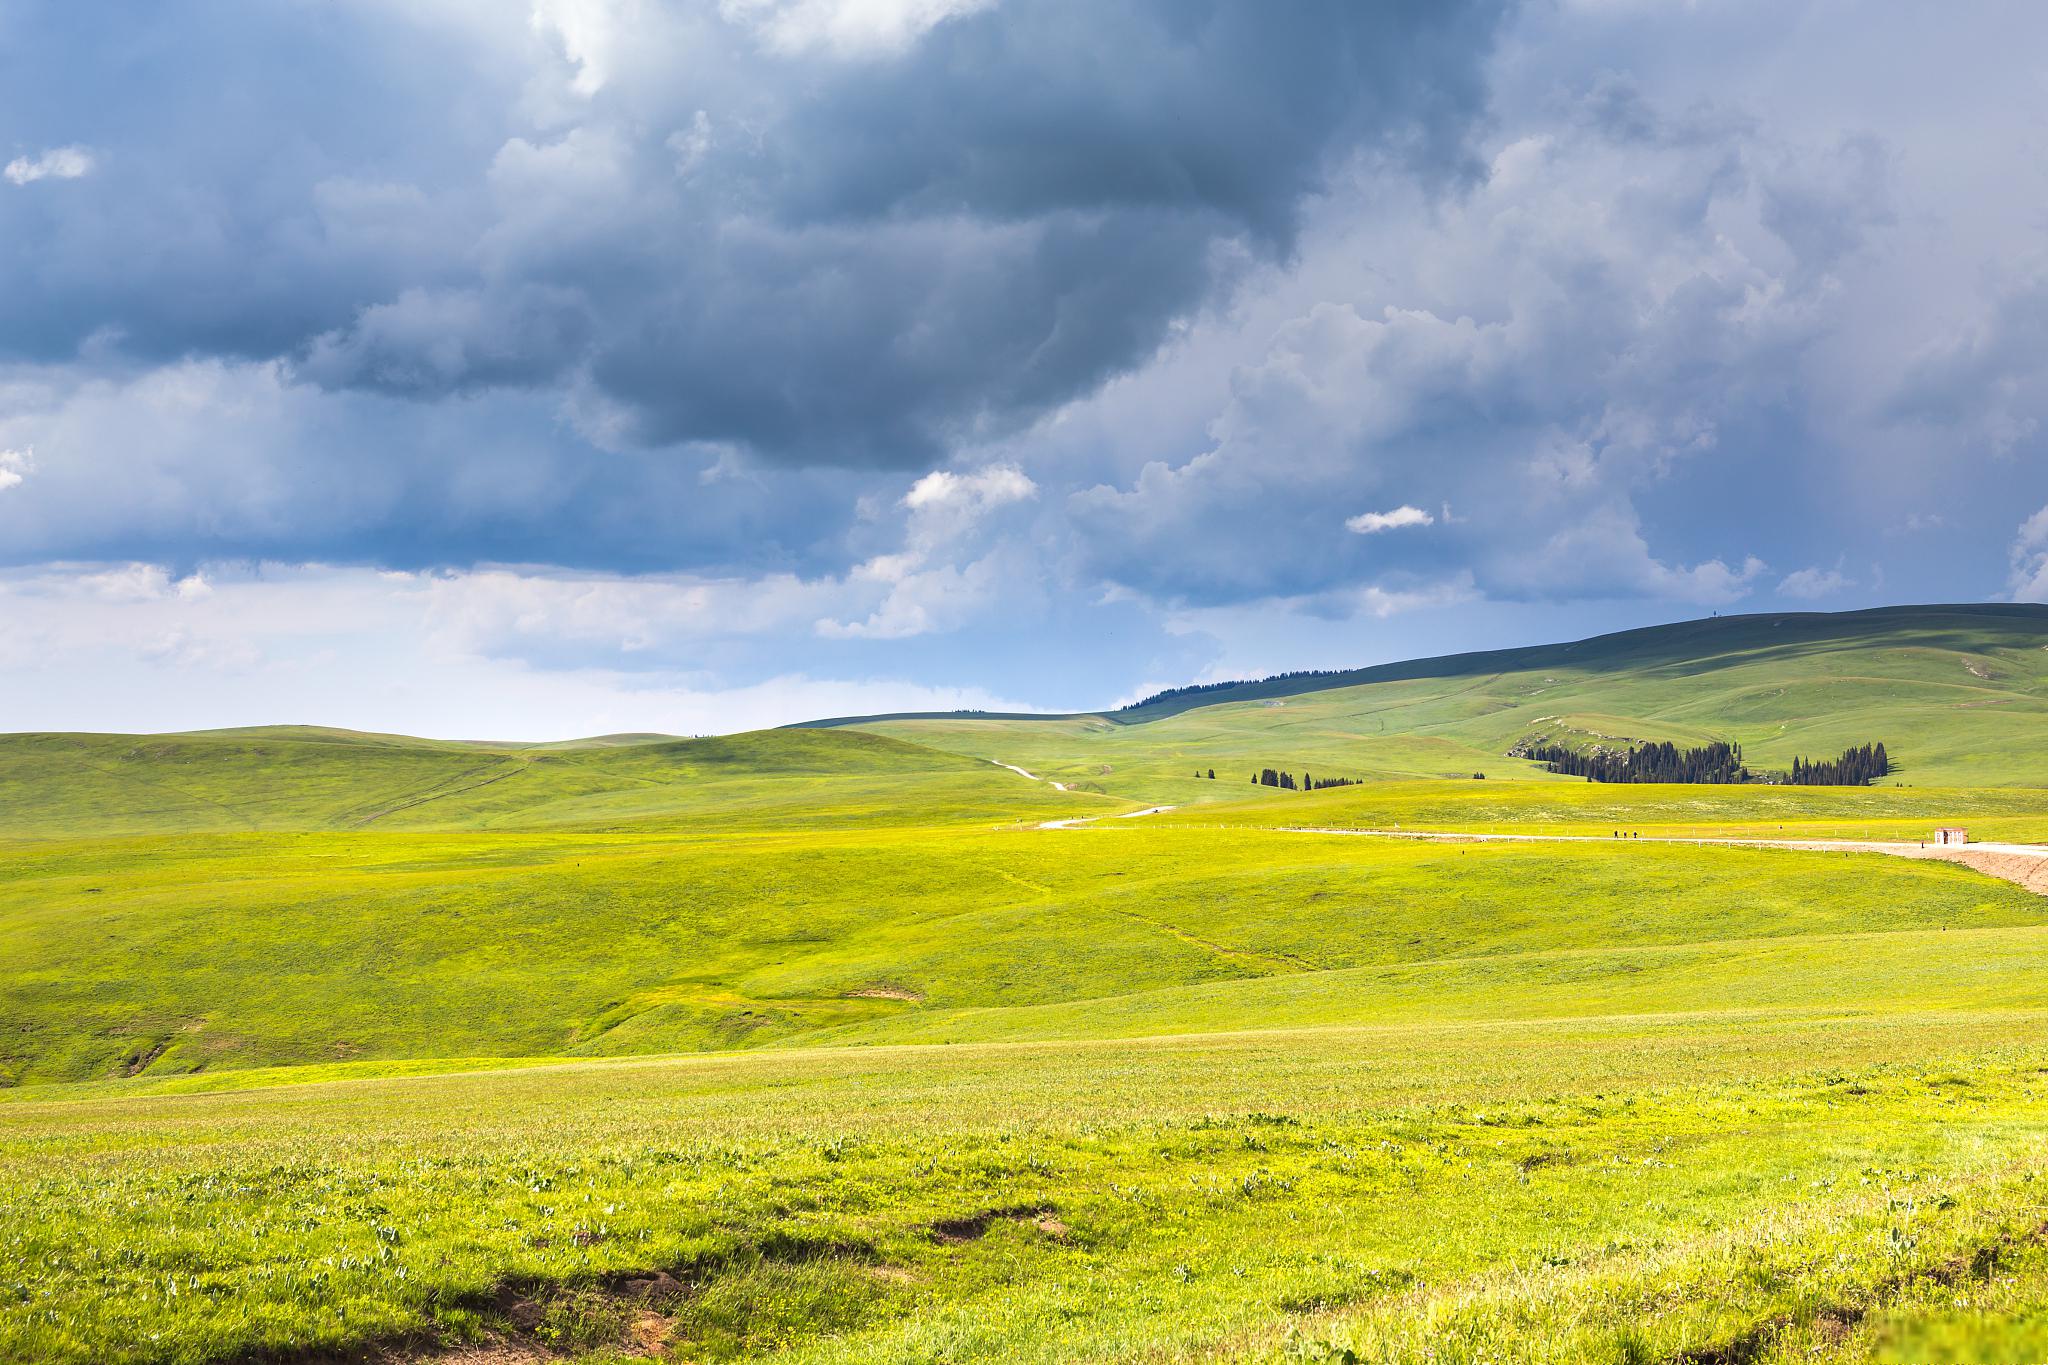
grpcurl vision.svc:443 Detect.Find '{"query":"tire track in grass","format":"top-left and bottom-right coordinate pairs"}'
top-left (344, 758), bottom-right (534, 827)
top-left (1093, 902), bottom-right (1316, 976)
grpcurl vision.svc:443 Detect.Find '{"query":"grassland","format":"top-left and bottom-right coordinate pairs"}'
top-left (8, 606), bottom-right (2048, 1362)
top-left (9, 1016), bottom-right (2048, 1364)
top-left (7, 826), bottom-right (2043, 1084)
top-left (0, 728), bottom-right (1108, 837)
top-left (1167, 778), bottom-right (2048, 842)
top-left (847, 604), bottom-right (2048, 804)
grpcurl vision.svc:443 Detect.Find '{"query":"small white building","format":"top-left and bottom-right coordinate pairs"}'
top-left (1934, 827), bottom-right (1969, 846)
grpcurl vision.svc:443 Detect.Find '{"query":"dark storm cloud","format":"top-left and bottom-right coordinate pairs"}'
top-left (768, 1), bottom-right (1496, 234)
top-left (0, 0), bottom-right (1510, 470)
top-left (0, 1), bottom-right (508, 362)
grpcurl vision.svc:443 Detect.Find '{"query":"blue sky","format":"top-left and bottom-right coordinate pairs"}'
top-left (2, 0), bottom-right (2046, 737)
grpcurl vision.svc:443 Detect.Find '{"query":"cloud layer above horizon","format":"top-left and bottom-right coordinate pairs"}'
top-left (3, 0), bottom-right (2047, 735)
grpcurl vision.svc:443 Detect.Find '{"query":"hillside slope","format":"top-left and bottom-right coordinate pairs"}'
top-left (5, 824), bottom-right (2041, 1084)
top-left (0, 727), bottom-right (1107, 836)
top-left (848, 604), bottom-right (2048, 805)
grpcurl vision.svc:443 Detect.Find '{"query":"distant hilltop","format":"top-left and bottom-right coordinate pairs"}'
top-left (790, 603), bottom-right (2048, 728)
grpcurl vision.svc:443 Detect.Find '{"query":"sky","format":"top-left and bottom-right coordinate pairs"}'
top-left (3, 0), bottom-right (2047, 738)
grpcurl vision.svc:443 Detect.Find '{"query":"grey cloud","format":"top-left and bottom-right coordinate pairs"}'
top-left (1066, 70), bottom-right (1893, 610)
top-left (300, 286), bottom-right (594, 398)
top-left (2011, 505), bottom-right (2048, 603)
top-left (0, 360), bottom-right (867, 576)
top-left (1889, 274), bottom-right (2048, 455)
top-left (6, 0), bottom-right (2045, 654)
top-left (0, 0), bottom-right (1511, 472)
top-left (768, 1), bottom-right (1501, 235)
top-left (585, 207), bottom-right (1227, 462)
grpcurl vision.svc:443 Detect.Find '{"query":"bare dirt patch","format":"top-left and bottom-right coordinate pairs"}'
top-left (1937, 849), bottom-right (2048, 895)
top-left (929, 1205), bottom-right (1064, 1245)
top-left (847, 986), bottom-right (924, 1002)
top-left (426, 1345), bottom-right (550, 1365)
top-left (1662, 1217), bottom-right (2048, 1365)
top-left (119, 1040), bottom-right (168, 1078)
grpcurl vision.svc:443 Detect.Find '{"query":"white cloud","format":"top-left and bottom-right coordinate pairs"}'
top-left (1346, 574), bottom-right (1479, 618)
top-left (79, 563), bottom-right (178, 603)
top-left (4, 146), bottom-right (95, 186)
top-left (815, 553), bottom-right (1006, 640)
top-left (417, 564), bottom-right (857, 655)
top-left (0, 561), bottom-right (1039, 736)
top-left (1778, 564), bottom-right (1854, 600)
top-left (719, 0), bottom-right (994, 57)
top-left (1505, 504), bottom-right (1766, 606)
top-left (529, 0), bottom-right (636, 96)
top-left (2011, 504), bottom-right (2048, 603)
top-left (902, 463), bottom-right (1036, 533)
top-left (903, 463), bottom-right (1034, 512)
top-left (815, 464), bottom-right (1039, 638)
top-left (1346, 504), bottom-right (1435, 535)
top-left (0, 448), bottom-right (30, 493)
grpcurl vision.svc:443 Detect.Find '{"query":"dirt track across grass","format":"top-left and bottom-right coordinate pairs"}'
top-left (1275, 827), bottom-right (2048, 896)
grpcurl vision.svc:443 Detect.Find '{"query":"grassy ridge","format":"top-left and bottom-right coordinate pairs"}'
top-left (0, 728), bottom-right (1110, 837)
top-left (857, 604), bottom-right (2048, 804)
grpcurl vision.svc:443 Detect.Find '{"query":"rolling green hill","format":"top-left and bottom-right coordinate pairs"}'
top-left (839, 604), bottom-right (2048, 805)
top-left (0, 726), bottom-right (1108, 837)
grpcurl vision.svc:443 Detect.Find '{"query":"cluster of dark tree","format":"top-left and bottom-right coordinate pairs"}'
top-left (1252, 769), bottom-right (1358, 791)
top-left (1193, 769), bottom-right (1217, 779)
top-left (1124, 667), bottom-right (1351, 711)
top-left (1527, 740), bottom-right (1750, 784)
top-left (1788, 743), bottom-right (1890, 786)
top-left (1529, 739), bottom-right (1893, 786)
top-left (1127, 679), bottom-right (1250, 710)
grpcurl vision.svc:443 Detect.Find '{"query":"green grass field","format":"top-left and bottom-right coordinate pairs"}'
top-left (7, 606), bottom-right (2048, 1362)
top-left (843, 604), bottom-right (2048, 804)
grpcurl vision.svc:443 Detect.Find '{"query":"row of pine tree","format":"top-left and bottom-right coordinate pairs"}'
top-left (1526, 740), bottom-right (1749, 784)
top-left (1788, 742), bottom-right (1890, 785)
top-left (1527, 739), bottom-right (1891, 786)
top-left (1252, 769), bottom-right (1359, 791)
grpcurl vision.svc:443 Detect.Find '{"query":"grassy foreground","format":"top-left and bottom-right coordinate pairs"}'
top-left (8, 1014), bottom-right (2048, 1364)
